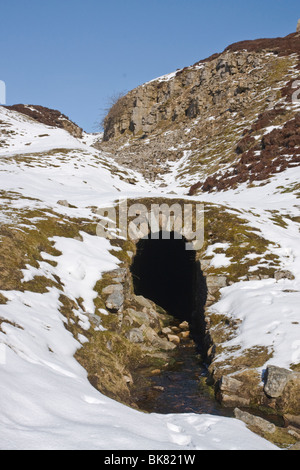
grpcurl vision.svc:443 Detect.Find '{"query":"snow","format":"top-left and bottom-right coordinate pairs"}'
top-left (146, 71), bottom-right (180, 85)
top-left (44, 233), bottom-right (120, 314)
top-left (205, 243), bottom-right (232, 268)
top-left (0, 105), bottom-right (297, 450)
top-left (212, 278), bottom-right (300, 369)
top-left (190, 167), bottom-right (300, 371)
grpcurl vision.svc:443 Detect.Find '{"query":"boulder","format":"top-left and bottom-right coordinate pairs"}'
top-left (155, 338), bottom-right (177, 351)
top-left (133, 294), bottom-right (154, 310)
top-left (221, 394), bottom-right (251, 408)
top-left (105, 290), bottom-right (124, 312)
top-left (218, 375), bottom-right (251, 407)
top-left (162, 326), bottom-right (172, 335)
top-left (57, 200), bottom-right (71, 207)
top-left (179, 321), bottom-right (189, 330)
top-left (179, 331), bottom-right (190, 340)
top-left (206, 275), bottom-right (227, 293)
top-left (264, 365), bottom-right (293, 398)
top-left (274, 270), bottom-right (295, 281)
top-left (220, 375), bottom-right (243, 394)
top-left (125, 328), bottom-right (144, 343)
top-left (234, 408), bottom-right (276, 434)
top-left (102, 284), bottom-right (123, 295)
top-left (263, 366), bottom-right (300, 415)
top-left (110, 268), bottom-right (127, 283)
top-left (167, 334), bottom-right (181, 345)
top-left (126, 308), bottom-right (152, 327)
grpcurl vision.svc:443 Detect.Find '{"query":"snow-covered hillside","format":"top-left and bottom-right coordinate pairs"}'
top-left (1, 104), bottom-right (299, 450)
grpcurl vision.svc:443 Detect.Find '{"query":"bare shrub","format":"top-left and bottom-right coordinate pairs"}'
top-left (99, 90), bottom-right (128, 138)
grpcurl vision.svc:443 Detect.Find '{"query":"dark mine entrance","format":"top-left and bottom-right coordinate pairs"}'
top-left (131, 231), bottom-right (196, 324)
top-left (130, 231), bottom-right (231, 417)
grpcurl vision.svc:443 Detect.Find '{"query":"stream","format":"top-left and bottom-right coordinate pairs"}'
top-left (135, 336), bottom-right (234, 418)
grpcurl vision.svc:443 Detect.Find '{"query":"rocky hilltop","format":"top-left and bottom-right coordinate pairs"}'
top-left (4, 104), bottom-right (83, 138)
top-left (98, 32), bottom-right (300, 191)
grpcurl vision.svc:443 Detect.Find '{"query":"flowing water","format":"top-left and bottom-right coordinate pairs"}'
top-left (135, 337), bottom-right (234, 418)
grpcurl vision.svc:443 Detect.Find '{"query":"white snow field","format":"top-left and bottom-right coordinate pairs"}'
top-left (1, 105), bottom-right (299, 450)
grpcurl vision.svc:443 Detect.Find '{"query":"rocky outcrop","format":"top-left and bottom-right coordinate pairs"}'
top-left (101, 49), bottom-right (269, 142)
top-left (5, 104), bottom-right (83, 138)
top-left (102, 33), bottom-right (300, 143)
top-left (98, 32), bottom-right (300, 186)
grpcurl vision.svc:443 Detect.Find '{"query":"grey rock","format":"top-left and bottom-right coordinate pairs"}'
top-left (248, 275), bottom-right (260, 281)
top-left (297, 19), bottom-right (300, 33)
top-left (102, 284), bottom-right (123, 295)
top-left (140, 325), bottom-right (177, 350)
top-left (200, 259), bottom-right (211, 270)
top-left (141, 325), bottom-right (159, 344)
top-left (221, 394), bottom-right (251, 408)
top-left (109, 268), bottom-right (127, 283)
top-left (162, 327), bottom-right (172, 335)
top-left (105, 290), bottom-right (124, 312)
top-left (126, 308), bottom-right (151, 327)
top-left (125, 328), bottom-right (144, 343)
top-left (206, 275), bottom-right (227, 293)
top-left (57, 199), bottom-right (71, 207)
top-left (274, 270), bottom-right (295, 281)
top-left (264, 365), bottom-right (293, 398)
top-left (87, 313), bottom-right (102, 328)
top-left (234, 408), bottom-right (276, 434)
top-left (133, 294), bottom-right (154, 310)
top-left (154, 337), bottom-right (177, 351)
top-left (220, 376), bottom-right (243, 394)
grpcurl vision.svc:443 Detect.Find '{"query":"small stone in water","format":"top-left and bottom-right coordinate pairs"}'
top-left (179, 321), bottom-right (189, 330)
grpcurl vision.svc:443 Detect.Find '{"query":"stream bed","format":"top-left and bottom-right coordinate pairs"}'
top-left (135, 337), bottom-right (234, 418)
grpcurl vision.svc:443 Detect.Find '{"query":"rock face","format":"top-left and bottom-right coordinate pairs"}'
top-left (297, 19), bottom-right (300, 33)
top-left (98, 32), bottom-right (300, 186)
top-left (5, 104), bottom-right (83, 138)
top-left (102, 50), bottom-right (263, 142)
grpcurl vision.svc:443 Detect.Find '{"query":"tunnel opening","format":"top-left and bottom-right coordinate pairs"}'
top-left (130, 230), bottom-right (207, 350)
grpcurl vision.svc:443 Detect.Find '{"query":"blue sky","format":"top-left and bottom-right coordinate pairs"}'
top-left (1, 0), bottom-right (299, 132)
